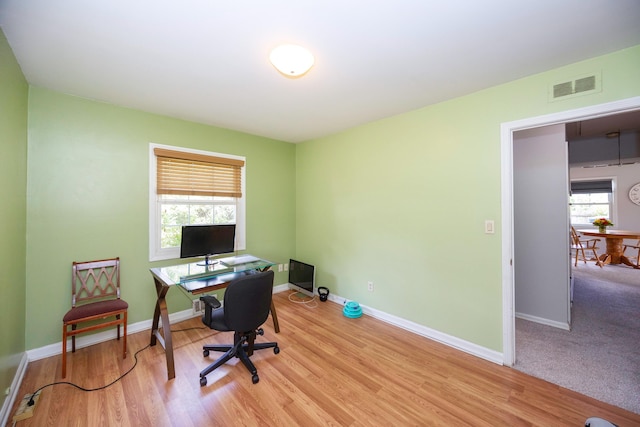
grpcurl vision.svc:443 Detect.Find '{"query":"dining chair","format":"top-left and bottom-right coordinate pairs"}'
top-left (570, 226), bottom-right (604, 268)
top-left (62, 257), bottom-right (128, 378)
top-left (622, 239), bottom-right (640, 267)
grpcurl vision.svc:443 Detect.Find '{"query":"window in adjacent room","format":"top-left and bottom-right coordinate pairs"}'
top-left (149, 143), bottom-right (246, 261)
top-left (569, 179), bottom-right (615, 227)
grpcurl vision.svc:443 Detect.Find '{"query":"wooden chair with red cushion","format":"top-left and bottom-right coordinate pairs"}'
top-left (62, 257), bottom-right (128, 378)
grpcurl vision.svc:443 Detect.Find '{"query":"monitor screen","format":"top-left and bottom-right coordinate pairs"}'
top-left (288, 259), bottom-right (315, 297)
top-left (180, 224), bottom-right (236, 262)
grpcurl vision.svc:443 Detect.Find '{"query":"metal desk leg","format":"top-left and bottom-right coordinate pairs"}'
top-left (260, 266), bottom-right (280, 334)
top-left (270, 300), bottom-right (280, 333)
top-left (150, 277), bottom-right (175, 380)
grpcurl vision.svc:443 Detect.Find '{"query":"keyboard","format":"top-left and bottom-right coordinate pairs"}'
top-left (221, 255), bottom-right (261, 266)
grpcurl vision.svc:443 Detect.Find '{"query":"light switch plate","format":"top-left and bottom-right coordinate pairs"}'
top-left (485, 220), bottom-right (495, 234)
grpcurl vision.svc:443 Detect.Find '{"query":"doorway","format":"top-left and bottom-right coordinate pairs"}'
top-left (500, 96), bottom-right (640, 365)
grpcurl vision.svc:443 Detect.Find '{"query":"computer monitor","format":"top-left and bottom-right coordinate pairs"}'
top-left (180, 224), bottom-right (236, 266)
top-left (288, 259), bottom-right (315, 298)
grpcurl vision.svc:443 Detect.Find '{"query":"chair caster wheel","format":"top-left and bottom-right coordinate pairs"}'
top-left (274, 346), bottom-right (280, 354)
top-left (200, 376), bottom-right (207, 387)
top-left (252, 374), bottom-right (259, 384)
top-left (203, 349), bottom-right (209, 357)
top-left (257, 328), bottom-right (264, 336)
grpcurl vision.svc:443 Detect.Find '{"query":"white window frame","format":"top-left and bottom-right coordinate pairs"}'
top-left (149, 143), bottom-right (246, 261)
top-left (569, 177), bottom-right (616, 228)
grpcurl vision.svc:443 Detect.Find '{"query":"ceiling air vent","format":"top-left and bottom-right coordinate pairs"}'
top-left (549, 72), bottom-right (601, 102)
top-left (574, 75), bottom-right (596, 93)
top-left (553, 81), bottom-right (573, 98)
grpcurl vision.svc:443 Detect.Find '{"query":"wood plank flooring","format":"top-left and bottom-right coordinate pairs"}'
top-left (8, 292), bottom-right (640, 426)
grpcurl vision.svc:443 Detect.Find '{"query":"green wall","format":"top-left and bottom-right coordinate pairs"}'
top-left (0, 29), bottom-right (28, 409)
top-left (295, 45), bottom-right (640, 352)
top-left (4, 33), bottom-right (640, 367)
top-left (25, 88), bottom-right (296, 349)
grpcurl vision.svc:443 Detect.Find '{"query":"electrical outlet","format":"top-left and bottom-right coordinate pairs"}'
top-left (284, 263), bottom-right (288, 271)
top-left (193, 293), bottom-right (217, 314)
top-left (367, 281), bottom-right (374, 292)
top-left (4, 387), bottom-right (10, 396)
top-left (278, 264), bottom-right (283, 272)
top-left (192, 299), bottom-right (203, 314)
top-left (13, 391), bottom-right (40, 422)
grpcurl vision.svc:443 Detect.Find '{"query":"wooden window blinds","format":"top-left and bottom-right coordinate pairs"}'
top-left (154, 148), bottom-right (245, 198)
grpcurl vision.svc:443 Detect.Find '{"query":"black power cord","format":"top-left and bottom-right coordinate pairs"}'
top-left (27, 344), bottom-right (150, 407)
top-left (24, 325), bottom-right (209, 407)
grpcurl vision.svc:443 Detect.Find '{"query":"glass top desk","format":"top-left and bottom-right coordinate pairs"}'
top-left (149, 255), bottom-right (279, 380)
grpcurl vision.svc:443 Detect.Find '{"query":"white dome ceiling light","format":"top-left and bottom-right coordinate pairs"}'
top-left (269, 44), bottom-right (315, 78)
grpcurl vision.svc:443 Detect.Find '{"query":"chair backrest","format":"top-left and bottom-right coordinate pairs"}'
top-left (625, 239), bottom-right (640, 252)
top-left (223, 270), bottom-right (274, 332)
top-left (72, 258), bottom-right (121, 307)
top-left (570, 226), bottom-right (581, 246)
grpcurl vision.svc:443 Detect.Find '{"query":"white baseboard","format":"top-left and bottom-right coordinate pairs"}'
top-left (26, 286), bottom-right (294, 362)
top-left (516, 312), bottom-right (570, 331)
top-left (324, 292), bottom-right (503, 365)
top-left (273, 283), bottom-right (290, 293)
top-left (0, 352), bottom-right (28, 427)
top-left (26, 307), bottom-right (200, 362)
top-left (12, 282), bottom-right (501, 414)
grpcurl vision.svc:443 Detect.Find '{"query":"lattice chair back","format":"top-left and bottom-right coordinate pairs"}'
top-left (72, 258), bottom-right (121, 306)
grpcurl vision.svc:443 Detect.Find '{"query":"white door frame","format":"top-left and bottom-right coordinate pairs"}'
top-left (500, 96), bottom-right (640, 366)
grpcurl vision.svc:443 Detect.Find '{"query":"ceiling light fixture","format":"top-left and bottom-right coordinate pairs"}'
top-left (269, 44), bottom-right (314, 78)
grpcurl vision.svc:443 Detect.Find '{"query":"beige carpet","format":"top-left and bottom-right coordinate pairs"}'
top-left (514, 261), bottom-right (640, 414)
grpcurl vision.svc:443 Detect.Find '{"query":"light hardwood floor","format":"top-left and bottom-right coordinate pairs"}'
top-left (8, 292), bottom-right (640, 426)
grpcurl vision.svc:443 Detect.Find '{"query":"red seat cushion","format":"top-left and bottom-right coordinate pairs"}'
top-left (63, 299), bottom-right (128, 323)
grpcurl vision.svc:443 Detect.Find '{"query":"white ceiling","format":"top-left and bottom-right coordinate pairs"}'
top-left (1, 0), bottom-right (640, 143)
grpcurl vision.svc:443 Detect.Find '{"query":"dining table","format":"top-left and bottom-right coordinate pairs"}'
top-left (577, 229), bottom-right (640, 269)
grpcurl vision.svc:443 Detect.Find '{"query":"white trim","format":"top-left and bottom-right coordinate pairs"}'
top-left (26, 307), bottom-right (199, 361)
top-left (501, 96), bottom-right (640, 366)
top-left (148, 142), bottom-right (247, 262)
top-left (322, 291), bottom-right (502, 364)
top-left (500, 122), bottom-right (516, 366)
top-left (273, 283), bottom-right (290, 294)
top-left (23, 283), bottom-right (501, 367)
top-left (0, 353), bottom-right (28, 427)
top-left (515, 312), bottom-right (570, 331)
top-left (27, 286), bottom-right (291, 361)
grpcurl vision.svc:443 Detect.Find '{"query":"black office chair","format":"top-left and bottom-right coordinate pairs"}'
top-left (198, 270), bottom-right (279, 386)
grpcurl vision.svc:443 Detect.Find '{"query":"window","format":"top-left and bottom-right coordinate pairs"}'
top-left (149, 144), bottom-right (246, 261)
top-left (569, 179), bottom-right (614, 227)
